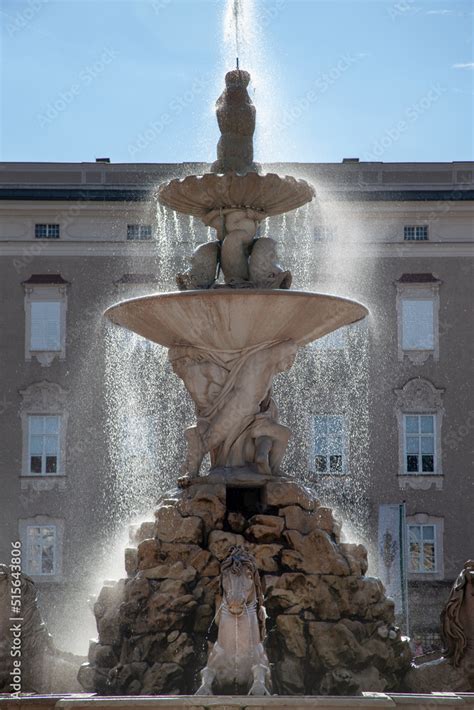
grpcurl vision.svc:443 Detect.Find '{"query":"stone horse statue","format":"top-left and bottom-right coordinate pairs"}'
top-left (403, 559), bottom-right (474, 692)
top-left (195, 546), bottom-right (272, 696)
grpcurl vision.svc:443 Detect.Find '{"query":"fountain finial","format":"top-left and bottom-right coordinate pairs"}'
top-left (211, 68), bottom-right (258, 175)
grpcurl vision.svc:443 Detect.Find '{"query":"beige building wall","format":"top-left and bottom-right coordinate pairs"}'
top-left (0, 160), bottom-right (472, 653)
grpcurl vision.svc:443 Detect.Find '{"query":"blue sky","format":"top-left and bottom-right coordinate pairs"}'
top-left (1, 0), bottom-right (473, 164)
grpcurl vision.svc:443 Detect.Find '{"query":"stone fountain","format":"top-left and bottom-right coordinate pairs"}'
top-left (78, 69), bottom-right (413, 696)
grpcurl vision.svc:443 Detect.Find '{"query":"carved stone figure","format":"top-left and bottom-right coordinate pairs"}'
top-left (249, 237), bottom-right (292, 289)
top-left (195, 546), bottom-right (271, 695)
top-left (176, 242), bottom-right (219, 290)
top-left (403, 560), bottom-right (474, 692)
top-left (211, 69), bottom-right (257, 175)
top-left (169, 340), bottom-right (297, 478)
top-left (176, 205), bottom-right (291, 292)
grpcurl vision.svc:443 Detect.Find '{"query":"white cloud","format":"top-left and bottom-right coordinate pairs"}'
top-left (452, 63), bottom-right (474, 69)
top-left (426, 9), bottom-right (452, 14)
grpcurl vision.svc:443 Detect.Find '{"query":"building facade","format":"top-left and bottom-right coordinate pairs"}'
top-left (0, 160), bottom-right (472, 654)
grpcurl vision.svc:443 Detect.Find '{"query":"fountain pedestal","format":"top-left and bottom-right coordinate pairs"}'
top-left (79, 474), bottom-right (414, 695)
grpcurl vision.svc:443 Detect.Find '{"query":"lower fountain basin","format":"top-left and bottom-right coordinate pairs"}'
top-left (105, 290), bottom-right (368, 350)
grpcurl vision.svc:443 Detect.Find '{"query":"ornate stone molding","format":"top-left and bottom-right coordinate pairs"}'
top-left (394, 378), bottom-right (445, 412)
top-left (19, 381), bottom-right (68, 413)
top-left (398, 475), bottom-right (443, 491)
top-left (394, 378), bottom-right (445, 486)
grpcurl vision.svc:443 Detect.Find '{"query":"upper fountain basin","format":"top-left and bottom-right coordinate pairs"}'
top-left (105, 290), bottom-right (368, 351)
top-left (157, 172), bottom-right (315, 220)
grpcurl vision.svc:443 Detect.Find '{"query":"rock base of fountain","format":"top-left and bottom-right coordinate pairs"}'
top-left (78, 474), bottom-right (412, 696)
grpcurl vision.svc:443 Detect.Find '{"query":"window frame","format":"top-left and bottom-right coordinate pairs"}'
top-left (311, 414), bottom-right (348, 475)
top-left (403, 413), bottom-right (436, 475)
top-left (404, 225), bottom-right (428, 241)
top-left (19, 382), bottom-right (68, 488)
top-left (406, 514), bottom-right (444, 581)
top-left (24, 284), bottom-right (68, 366)
top-left (19, 516), bottom-right (64, 582)
top-left (394, 378), bottom-right (444, 490)
top-left (35, 223), bottom-right (60, 239)
top-left (401, 298), bottom-right (435, 352)
top-left (395, 280), bottom-right (441, 364)
top-left (25, 524), bottom-right (58, 576)
top-left (127, 224), bottom-right (153, 241)
top-left (28, 414), bottom-right (61, 476)
top-left (407, 523), bottom-right (437, 574)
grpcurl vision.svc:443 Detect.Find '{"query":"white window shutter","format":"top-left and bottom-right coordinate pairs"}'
top-left (30, 302), bottom-right (61, 350)
top-left (402, 300), bottom-right (434, 350)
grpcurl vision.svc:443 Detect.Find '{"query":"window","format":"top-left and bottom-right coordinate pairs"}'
top-left (396, 275), bottom-right (441, 363)
top-left (23, 281), bottom-right (68, 366)
top-left (404, 225), bottom-right (428, 241)
top-left (314, 225), bottom-right (336, 242)
top-left (408, 524), bottom-right (436, 573)
top-left (401, 299), bottom-right (434, 350)
top-left (20, 382), bottom-right (68, 489)
top-left (127, 224), bottom-right (152, 240)
top-left (25, 525), bottom-right (57, 575)
top-left (30, 301), bottom-right (61, 351)
top-left (28, 415), bottom-right (60, 474)
top-left (404, 414), bottom-right (435, 473)
top-left (312, 327), bottom-right (346, 351)
top-left (19, 516), bottom-right (64, 581)
top-left (394, 379), bottom-right (444, 490)
top-left (313, 415), bottom-right (346, 474)
top-left (35, 224), bottom-right (60, 239)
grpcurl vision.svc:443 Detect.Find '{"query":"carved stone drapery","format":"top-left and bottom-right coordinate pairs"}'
top-left (394, 378), bottom-right (444, 490)
top-left (169, 340), bottom-right (297, 477)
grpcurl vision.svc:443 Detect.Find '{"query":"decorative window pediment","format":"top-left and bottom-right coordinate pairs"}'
top-left (394, 378), bottom-right (444, 412)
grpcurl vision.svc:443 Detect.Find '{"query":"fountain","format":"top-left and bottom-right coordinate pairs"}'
top-left (72, 63), bottom-right (424, 697)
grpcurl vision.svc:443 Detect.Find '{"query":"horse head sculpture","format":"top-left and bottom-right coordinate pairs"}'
top-left (195, 545), bottom-right (271, 696)
top-left (441, 559), bottom-right (474, 668)
top-left (403, 559), bottom-right (474, 693)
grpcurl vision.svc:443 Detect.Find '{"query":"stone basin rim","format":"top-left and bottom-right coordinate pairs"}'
top-left (104, 289), bottom-right (369, 350)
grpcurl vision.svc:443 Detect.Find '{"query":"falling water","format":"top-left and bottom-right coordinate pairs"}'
top-left (99, 1), bottom-right (375, 584)
top-left (268, 187), bottom-right (374, 549)
top-left (220, 0), bottom-right (281, 162)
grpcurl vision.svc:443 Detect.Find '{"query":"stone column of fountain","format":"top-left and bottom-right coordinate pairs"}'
top-left (78, 69), bottom-right (412, 696)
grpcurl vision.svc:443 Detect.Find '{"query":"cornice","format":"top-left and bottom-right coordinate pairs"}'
top-left (0, 241), bottom-right (472, 257)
